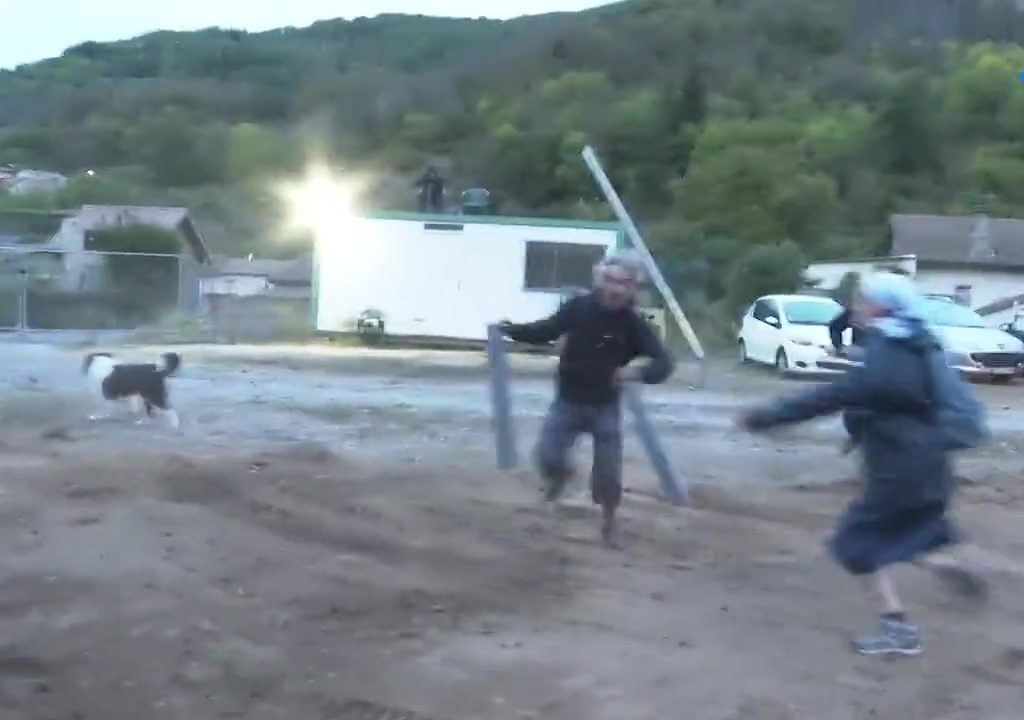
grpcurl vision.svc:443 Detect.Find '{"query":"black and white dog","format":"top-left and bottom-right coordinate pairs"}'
top-left (82, 352), bottom-right (181, 429)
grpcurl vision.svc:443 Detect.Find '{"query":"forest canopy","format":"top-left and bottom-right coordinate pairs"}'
top-left (3, 0), bottom-right (1024, 303)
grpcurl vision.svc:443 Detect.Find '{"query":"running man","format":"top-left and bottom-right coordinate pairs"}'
top-left (498, 251), bottom-right (674, 547)
top-left (830, 271), bottom-right (865, 357)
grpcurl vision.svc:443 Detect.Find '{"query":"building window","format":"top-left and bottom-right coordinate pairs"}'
top-left (524, 241), bottom-right (607, 291)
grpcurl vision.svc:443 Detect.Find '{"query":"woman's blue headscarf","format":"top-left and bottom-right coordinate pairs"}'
top-left (859, 273), bottom-right (929, 339)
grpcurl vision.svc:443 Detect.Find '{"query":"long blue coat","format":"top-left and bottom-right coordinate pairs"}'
top-left (746, 327), bottom-right (969, 575)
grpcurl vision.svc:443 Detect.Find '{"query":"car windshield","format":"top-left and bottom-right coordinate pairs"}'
top-left (783, 300), bottom-right (841, 325)
top-left (922, 299), bottom-right (986, 328)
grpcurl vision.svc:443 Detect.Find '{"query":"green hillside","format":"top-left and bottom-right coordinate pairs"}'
top-left (3, 0), bottom-right (1024, 303)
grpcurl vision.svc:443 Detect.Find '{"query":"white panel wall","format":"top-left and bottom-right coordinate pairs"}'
top-left (913, 269), bottom-right (1021, 310)
top-left (316, 218), bottom-right (617, 341)
top-left (804, 256), bottom-right (918, 290)
top-left (805, 257), bottom-right (1024, 326)
top-left (200, 275), bottom-right (269, 297)
top-left (914, 269), bottom-right (1024, 326)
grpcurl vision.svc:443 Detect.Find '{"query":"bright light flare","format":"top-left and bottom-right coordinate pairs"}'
top-left (277, 163), bottom-right (362, 248)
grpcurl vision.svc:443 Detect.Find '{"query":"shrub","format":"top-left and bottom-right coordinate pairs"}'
top-left (726, 240), bottom-right (806, 312)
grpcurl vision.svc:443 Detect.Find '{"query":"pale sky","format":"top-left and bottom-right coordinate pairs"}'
top-left (0, 0), bottom-right (613, 69)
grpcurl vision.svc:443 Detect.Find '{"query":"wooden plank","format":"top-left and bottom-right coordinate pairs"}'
top-left (624, 383), bottom-right (687, 506)
top-left (582, 145), bottom-right (706, 366)
top-left (486, 323), bottom-right (518, 470)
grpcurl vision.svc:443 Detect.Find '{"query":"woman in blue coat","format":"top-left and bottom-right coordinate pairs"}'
top-left (739, 273), bottom-right (988, 656)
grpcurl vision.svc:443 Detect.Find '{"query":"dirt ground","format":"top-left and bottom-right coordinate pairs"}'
top-left (1, 340), bottom-right (1023, 720)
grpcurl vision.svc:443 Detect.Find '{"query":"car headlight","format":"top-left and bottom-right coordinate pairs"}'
top-left (944, 351), bottom-right (974, 367)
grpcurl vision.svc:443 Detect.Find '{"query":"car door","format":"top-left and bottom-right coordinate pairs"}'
top-left (750, 299), bottom-right (783, 362)
top-left (742, 302), bottom-right (771, 363)
top-left (762, 299), bottom-right (784, 361)
top-left (740, 302), bottom-right (757, 359)
top-left (743, 301), bottom-right (767, 362)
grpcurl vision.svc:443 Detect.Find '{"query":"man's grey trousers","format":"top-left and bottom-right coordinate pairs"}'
top-left (535, 400), bottom-right (623, 509)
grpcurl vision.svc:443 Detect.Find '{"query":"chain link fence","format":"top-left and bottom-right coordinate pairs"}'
top-left (0, 249), bottom-right (200, 331)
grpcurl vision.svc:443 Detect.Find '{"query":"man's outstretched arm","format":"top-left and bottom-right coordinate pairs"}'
top-left (500, 300), bottom-right (576, 345)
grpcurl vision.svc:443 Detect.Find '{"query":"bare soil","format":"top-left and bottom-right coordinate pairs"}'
top-left (0, 341), bottom-right (1023, 720)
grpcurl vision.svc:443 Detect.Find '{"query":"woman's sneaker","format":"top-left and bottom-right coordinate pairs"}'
top-left (853, 618), bottom-right (922, 656)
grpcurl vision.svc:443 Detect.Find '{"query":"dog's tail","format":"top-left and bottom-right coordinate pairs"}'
top-left (159, 352), bottom-right (181, 377)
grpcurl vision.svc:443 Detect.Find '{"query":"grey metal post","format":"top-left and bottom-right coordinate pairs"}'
top-left (623, 382), bottom-right (687, 506)
top-left (486, 323), bottom-right (518, 470)
top-left (17, 269), bottom-right (27, 331)
top-left (582, 145), bottom-right (707, 387)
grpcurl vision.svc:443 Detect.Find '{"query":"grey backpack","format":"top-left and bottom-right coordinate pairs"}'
top-left (924, 350), bottom-right (989, 451)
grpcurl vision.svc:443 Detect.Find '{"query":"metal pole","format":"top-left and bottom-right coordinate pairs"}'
top-left (582, 146), bottom-right (707, 385)
top-left (486, 323), bottom-right (518, 470)
top-left (17, 269), bottom-right (27, 331)
top-left (623, 382), bottom-right (687, 506)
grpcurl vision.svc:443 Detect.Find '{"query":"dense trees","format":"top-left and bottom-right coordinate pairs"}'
top-left (2, 0), bottom-right (1024, 314)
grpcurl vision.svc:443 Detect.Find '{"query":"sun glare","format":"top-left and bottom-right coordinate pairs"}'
top-left (277, 163), bottom-right (361, 251)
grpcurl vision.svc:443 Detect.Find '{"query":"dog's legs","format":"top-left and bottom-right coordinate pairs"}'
top-left (129, 396), bottom-right (148, 425)
top-left (150, 406), bottom-right (180, 430)
top-left (89, 399), bottom-right (117, 422)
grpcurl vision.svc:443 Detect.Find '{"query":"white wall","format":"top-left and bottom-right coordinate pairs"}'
top-left (804, 256), bottom-right (918, 289)
top-left (315, 218), bottom-right (618, 341)
top-left (913, 268), bottom-right (1020, 310)
top-left (805, 258), bottom-right (1024, 327)
top-left (914, 268), bottom-right (1024, 326)
top-left (201, 275), bottom-right (269, 297)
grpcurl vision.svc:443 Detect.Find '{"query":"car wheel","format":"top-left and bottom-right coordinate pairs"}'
top-left (991, 375), bottom-right (1012, 385)
top-left (738, 340), bottom-right (749, 364)
top-left (775, 348), bottom-right (789, 374)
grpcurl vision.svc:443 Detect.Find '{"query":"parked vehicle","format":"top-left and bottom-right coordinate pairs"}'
top-left (998, 314), bottom-right (1024, 345)
top-left (816, 297), bottom-right (1024, 383)
top-left (923, 298), bottom-right (1024, 382)
top-left (738, 295), bottom-right (846, 374)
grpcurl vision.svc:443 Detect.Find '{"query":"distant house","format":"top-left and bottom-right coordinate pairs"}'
top-left (72, 205), bottom-right (210, 262)
top-left (0, 205), bottom-right (210, 308)
top-left (200, 254), bottom-right (313, 339)
top-left (200, 253), bottom-right (311, 301)
top-left (805, 213), bottom-right (1024, 325)
top-left (4, 170), bottom-right (68, 196)
top-left (889, 213), bottom-right (1024, 322)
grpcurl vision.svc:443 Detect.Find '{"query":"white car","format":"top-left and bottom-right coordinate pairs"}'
top-left (738, 294), bottom-right (843, 374)
top-left (921, 298), bottom-right (1023, 382)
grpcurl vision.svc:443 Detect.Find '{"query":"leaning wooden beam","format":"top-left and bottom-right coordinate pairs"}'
top-left (486, 323), bottom-right (518, 470)
top-left (623, 383), bottom-right (687, 506)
